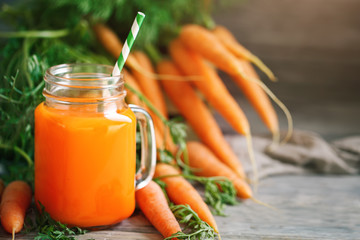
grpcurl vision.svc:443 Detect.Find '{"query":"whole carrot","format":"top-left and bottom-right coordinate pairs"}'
top-left (212, 25), bottom-right (276, 81)
top-left (187, 141), bottom-right (252, 199)
top-left (135, 180), bottom-right (181, 239)
top-left (0, 181), bottom-right (32, 239)
top-left (154, 163), bottom-right (219, 233)
top-left (157, 60), bottom-right (245, 179)
top-left (169, 39), bottom-right (250, 136)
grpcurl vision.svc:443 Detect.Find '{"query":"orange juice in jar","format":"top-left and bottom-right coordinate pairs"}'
top-left (35, 63), bottom-right (156, 228)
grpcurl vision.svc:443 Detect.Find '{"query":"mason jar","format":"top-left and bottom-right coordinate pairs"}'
top-left (34, 63), bottom-right (156, 228)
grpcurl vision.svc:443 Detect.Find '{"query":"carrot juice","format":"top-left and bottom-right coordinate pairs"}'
top-left (34, 63), bottom-right (156, 228)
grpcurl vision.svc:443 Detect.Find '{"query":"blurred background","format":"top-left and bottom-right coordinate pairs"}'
top-left (213, 0), bottom-right (360, 140)
top-left (1, 0), bottom-right (359, 142)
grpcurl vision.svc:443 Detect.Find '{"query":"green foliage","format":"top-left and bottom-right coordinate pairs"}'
top-left (25, 203), bottom-right (88, 240)
top-left (154, 173), bottom-right (238, 216)
top-left (164, 204), bottom-right (217, 240)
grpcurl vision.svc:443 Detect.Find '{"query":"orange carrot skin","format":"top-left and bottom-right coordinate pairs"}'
top-left (92, 23), bottom-right (123, 58)
top-left (0, 181), bottom-right (32, 234)
top-left (124, 70), bottom-right (166, 150)
top-left (135, 181), bottom-right (181, 239)
top-left (124, 70), bottom-right (176, 153)
top-left (92, 23), bottom-right (138, 69)
top-left (234, 60), bottom-right (279, 134)
top-left (132, 51), bottom-right (168, 118)
top-left (187, 141), bottom-right (252, 199)
top-left (154, 163), bottom-right (218, 232)
top-left (157, 60), bottom-right (245, 179)
top-left (131, 52), bottom-right (177, 154)
top-left (179, 24), bottom-right (243, 76)
top-left (124, 69), bottom-right (146, 108)
top-left (212, 25), bottom-right (252, 60)
top-left (169, 39), bottom-right (250, 135)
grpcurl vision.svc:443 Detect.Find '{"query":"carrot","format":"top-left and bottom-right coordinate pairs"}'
top-left (123, 69), bottom-right (146, 107)
top-left (169, 39), bottom-right (250, 136)
top-left (234, 60), bottom-right (293, 144)
top-left (232, 60), bottom-right (279, 138)
top-left (187, 141), bottom-right (252, 199)
top-left (157, 60), bottom-right (245, 179)
top-left (212, 25), bottom-right (276, 81)
top-left (132, 51), bottom-right (168, 118)
top-left (179, 24), bottom-right (247, 78)
top-left (154, 163), bottom-right (219, 233)
top-left (135, 180), bottom-right (181, 239)
top-left (0, 181), bottom-right (32, 240)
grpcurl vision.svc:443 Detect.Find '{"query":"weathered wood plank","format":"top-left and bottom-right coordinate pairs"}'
top-left (0, 175), bottom-right (359, 239)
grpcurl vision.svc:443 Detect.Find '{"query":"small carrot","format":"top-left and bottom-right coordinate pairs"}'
top-left (212, 25), bottom-right (276, 81)
top-left (154, 163), bottom-right (219, 233)
top-left (169, 39), bottom-right (250, 136)
top-left (0, 181), bottom-right (32, 240)
top-left (157, 60), bottom-right (245, 179)
top-left (132, 51), bottom-right (168, 118)
top-left (135, 180), bottom-right (181, 239)
top-left (186, 141), bottom-right (252, 199)
top-left (179, 24), bottom-right (246, 78)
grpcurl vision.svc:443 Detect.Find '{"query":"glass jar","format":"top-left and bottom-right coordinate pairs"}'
top-left (34, 63), bottom-right (156, 228)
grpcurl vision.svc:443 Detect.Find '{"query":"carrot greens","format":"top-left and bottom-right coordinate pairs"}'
top-left (165, 204), bottom-right (217, 240)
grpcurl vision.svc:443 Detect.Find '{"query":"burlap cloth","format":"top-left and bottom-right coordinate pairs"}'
top-left (226, 130), bottom-right (360, 179)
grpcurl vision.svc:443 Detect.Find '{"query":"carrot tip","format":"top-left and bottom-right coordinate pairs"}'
top-left (12, 228), bottom-right (15, 240)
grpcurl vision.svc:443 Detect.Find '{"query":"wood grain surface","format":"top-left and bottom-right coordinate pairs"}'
top-left (1, 175), bottom-right (359, 240)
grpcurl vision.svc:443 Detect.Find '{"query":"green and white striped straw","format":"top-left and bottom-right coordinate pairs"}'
top-left (112, 12), bottom-right (145, 76)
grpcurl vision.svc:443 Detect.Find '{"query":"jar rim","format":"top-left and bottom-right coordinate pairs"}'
top-left (45, 63), bottom-right (123, 89)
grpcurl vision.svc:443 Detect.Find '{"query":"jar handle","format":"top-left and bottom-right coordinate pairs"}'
top-left (129, 104), bottom-right (157, 190)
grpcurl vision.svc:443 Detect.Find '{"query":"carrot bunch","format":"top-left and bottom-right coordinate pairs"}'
top-left (92, 21), bottom-right (285, 239)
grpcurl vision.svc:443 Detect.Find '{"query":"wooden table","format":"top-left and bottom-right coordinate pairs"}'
top-left (1, 175), bottom-right (359, 240)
